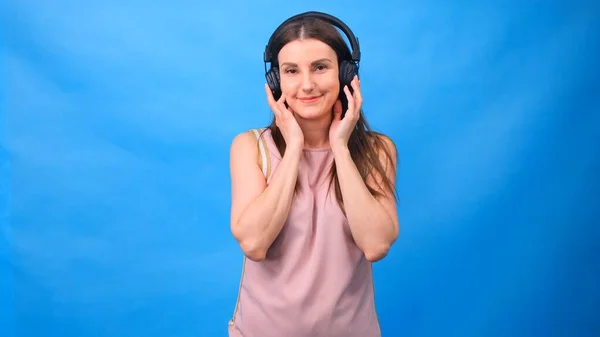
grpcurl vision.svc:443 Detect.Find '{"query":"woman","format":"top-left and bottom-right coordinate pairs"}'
top-left (228, 11), bottom-right (400, 337)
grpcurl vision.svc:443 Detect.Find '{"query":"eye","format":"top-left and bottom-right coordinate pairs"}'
top-left (284, 68), bottom-right (298, 74)
top-left (314, 64), bottom-right (328, 72)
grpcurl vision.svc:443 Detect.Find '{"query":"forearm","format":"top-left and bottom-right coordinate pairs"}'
top-left (234, 146), bottom-right (303, 260)
top-left (333, 146), bottom-right (398, 261)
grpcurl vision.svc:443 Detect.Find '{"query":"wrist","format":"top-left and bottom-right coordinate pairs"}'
top-left (285, 143), bottom-right (304, 157)
top-left (332, 144), bottom-right (350, 157)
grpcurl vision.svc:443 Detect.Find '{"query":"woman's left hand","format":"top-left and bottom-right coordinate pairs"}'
top-left (329, 75), bottom-right (362, 151)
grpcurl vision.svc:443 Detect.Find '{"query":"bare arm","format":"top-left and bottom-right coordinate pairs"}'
top-left (229, 131), bottom-right (302, 261)
top-left (332, 135), bottom-right (400, 262)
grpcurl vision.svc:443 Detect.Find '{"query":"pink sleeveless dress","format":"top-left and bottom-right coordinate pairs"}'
top-left (228, 128), bottom-right (381, 337)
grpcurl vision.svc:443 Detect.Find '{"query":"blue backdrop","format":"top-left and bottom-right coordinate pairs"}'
top-left (2, 1), bottom-right (599, 336)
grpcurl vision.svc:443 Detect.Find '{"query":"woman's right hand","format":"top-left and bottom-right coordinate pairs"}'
top-left (265, 84), bottom-right (304, 150)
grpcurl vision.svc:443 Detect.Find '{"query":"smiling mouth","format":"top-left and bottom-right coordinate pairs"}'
top-left (298, 95), bottom-right (322, 103)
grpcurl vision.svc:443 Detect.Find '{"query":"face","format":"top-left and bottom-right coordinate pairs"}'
top-left (277, 38), bottom-right (340, 120)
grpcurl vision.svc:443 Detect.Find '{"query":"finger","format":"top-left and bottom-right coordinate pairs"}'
top-left (350, 76), bottom-right (363, 107)
top-left (287, 103), bottom-right (296, 115)
top-left (332, 99), bottom-right (342, 121)
top-left (265, 84), bottom-right (280, 115)
top-left (265, 84), bottom-right (276, 105)
top-left (343, 85), bottom-right (355, 117)
top-left (276, 95), bottom-right (290, 118)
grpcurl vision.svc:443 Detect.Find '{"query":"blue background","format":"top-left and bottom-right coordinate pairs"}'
top-left (2, 1), bottom-right (599, 336)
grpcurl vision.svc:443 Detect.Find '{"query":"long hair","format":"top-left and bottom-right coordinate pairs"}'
top-left (264, 15), bottom-right (398, 211)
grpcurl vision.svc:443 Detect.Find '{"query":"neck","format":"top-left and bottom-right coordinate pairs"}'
top-left (296, 113), bottom-right (332, 149)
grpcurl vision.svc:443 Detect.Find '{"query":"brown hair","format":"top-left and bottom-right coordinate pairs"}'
top-left (264, 15), bottom-right (398, 211)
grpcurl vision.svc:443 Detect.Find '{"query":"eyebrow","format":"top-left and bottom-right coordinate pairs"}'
top-left (280, 58), bottom-right (333, 67)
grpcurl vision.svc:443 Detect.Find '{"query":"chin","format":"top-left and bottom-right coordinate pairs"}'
top-left (293, 106), bottom-right (325, 119)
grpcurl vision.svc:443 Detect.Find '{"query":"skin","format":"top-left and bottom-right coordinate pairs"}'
top-left (229, 38), bottom-right (399, 262)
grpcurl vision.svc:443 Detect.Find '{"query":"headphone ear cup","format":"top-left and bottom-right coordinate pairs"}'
top-left (339, 60), bottom-right (358, 87)
top-left (266, 67), bottom-right (282, 100)
top-left (338, 60), bottom-right (358, 114)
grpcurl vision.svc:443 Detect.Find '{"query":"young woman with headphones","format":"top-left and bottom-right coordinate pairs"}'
top-left (228, 11), bottom-right (400, 337)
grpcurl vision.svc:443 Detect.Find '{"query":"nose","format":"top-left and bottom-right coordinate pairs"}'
top-left (301, 71), bottom-right (315, 93)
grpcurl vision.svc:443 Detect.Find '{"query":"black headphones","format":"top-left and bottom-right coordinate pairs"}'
top-left (263, 11), bottom-right (361, 101)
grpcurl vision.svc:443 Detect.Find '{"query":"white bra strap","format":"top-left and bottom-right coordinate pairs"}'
top-left (251, 129), bottom-right (268, 178)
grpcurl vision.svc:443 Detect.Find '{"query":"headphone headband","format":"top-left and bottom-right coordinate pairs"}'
top-left (263, 11), bottom-right (361, 64)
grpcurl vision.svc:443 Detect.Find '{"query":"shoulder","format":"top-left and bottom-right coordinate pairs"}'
top-left (374, 132), bottom-right (396, 150)
top-left (230, 129), bottom-right (253, 148)
top-left (230, 128), bottom-right (263, 152)
top-left (368, 132), bottom-right (398, 161)
top-left (230, 130), bottom-right (257, 167)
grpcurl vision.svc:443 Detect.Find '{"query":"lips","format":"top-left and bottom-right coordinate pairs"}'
top-left (298, 95), bottom-right (322, 103)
